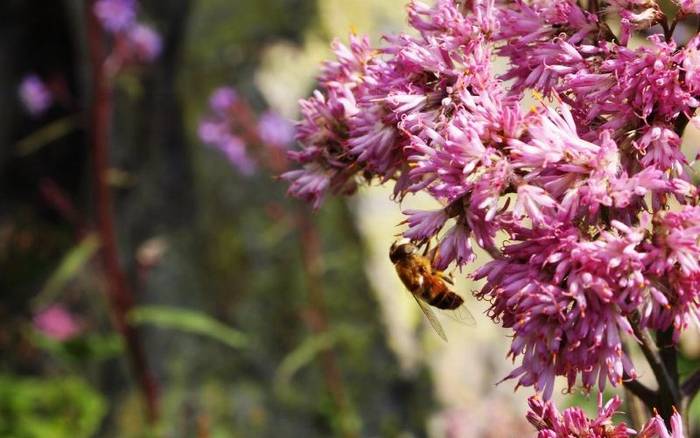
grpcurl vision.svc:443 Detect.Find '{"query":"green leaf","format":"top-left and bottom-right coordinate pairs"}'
top-left (33, 234), bottom-right (100, 306)
top-left (274, 329), bottom-right (343, 394)
top-left (15, 115), bottom-right (81, 156)
top-left (128, 305), bottom-right (248, 349)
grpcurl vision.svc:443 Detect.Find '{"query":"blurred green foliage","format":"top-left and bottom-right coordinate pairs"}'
top-left (32, 332), bottom-right (124, 366)
top-left (0, 375), bottom-right (106, 438)
top-left (129, 305), bottom-right (248, 349)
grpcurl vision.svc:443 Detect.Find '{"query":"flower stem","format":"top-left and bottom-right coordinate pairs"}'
top-left (297, 209), bottom-right (356, 438)
top-left (629, 320), bottom-right (683, 426)
top-left (86, 0), bottom-right (159, 422)
top-left (622, 375), bottom-right (657, 410)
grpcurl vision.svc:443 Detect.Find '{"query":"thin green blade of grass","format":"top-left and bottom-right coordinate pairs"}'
top-left (33, 234), bottom-right (100, 306)
top-left (16, 115), bottom-right (80, 156)
top-left (128, 305), bottom-right (248, 349)
top-left (274, 330), bottom-right (341, 394)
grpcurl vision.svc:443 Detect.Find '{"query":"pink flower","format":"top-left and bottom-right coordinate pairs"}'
top-left (474, 219), bottom-right (645, 396)
top-left (33, 305), bottom-right (82, 341)
top-left (209, 87), bottom-right (238, 116)
top-left (284, 0), bottom-right (700, 407)
top-left (606, 0), bottom-right (663, 30)
top-left (94, 0), bottom-right (136, 33)
top-left (257, 111), bottom-right (295, 149)
top-left (199, 87), bottom-right (256, 175)
top-left (434, 221), bottom-right (475, 270)
top-left (401, 209), bottom-right (448, 241)
top-left (216, 135), bottom-right (255, 175)
top-left (125, 23), bottom-right (162, 62)
top-left (514, 184), bottom-right (558, 225)
top-left (676, 0), bottom-right (700, 14)
top-left (19, 75), bottom-right (52, 117)
top-left (281, 166), bottom-right (333, 209)
top-left (638, 411), bottom-right (686, 438)
top-left (527, 394), bottom-right (635, 437)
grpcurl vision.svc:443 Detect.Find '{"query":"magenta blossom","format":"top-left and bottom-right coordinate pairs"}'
top-left (676, 0), bottom-right (700, 14)
top-left (94, 0), bottom-right (136, 33)
top-left (638, 411), bottom-right (686, 438)
top-left (527, 394), bottom-right (634, 437)
top-left (209, 87), bottom-right (238, 115)
top-left (284, 0), bottom-right (700, 425)
top-left (19, 74), bottom-right (52, 117)
top-left (257, 111), bottom-right (295, 149)
top-left (33, 305), bottom-right (82, 341)
top-left (125, 23), bottom-right (162, 62)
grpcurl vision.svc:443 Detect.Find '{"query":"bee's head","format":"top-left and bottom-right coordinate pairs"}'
top-left (389, 239), bottom-right (416, 263)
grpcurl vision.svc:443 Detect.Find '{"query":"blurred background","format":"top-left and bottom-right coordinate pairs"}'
top-left (10, 1), bottom-right (698, 437)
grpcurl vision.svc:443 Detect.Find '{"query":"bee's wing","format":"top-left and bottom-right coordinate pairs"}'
top-left (445, 304), bottom-right (476, 327)
top-left (424, 271), bottom-right (476, 327)
top-left (412, 295), bottom-right (448, 342)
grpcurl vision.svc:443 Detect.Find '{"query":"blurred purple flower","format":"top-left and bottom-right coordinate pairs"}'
top-left (216, 135), bottom-right (256, 175)
top-left (94, 0), bottom-right (136, 33)
top-left (257, 111), bottom-right (295, 149)
top-left (19, 74), bottom-right (52, 117)
top-left (676, 0), bottom-right (700, 14)
top-left (33, 305), bottom-right (82, 341)
top-left (125, 23), bottom-right (162, 62)
top-left (199, 87), bottom-right (257, 175)
top-left (209, 87), bottom-right (238, 116)
top-left (198, 120), bottom-right (255, 175)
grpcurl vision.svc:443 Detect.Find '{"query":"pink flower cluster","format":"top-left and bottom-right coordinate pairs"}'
top-left (33, 305), bottom-right (83, 341)
top-left (527, 395), bottom-right (685, 437)
top-left (199, 87), bottom-right (295, 174)
top-left (94, 0), bottom-right (161, 63)
top-left (18, 74), bottom-right (53, 117)
top-left (285, 0), bottom-right (700, 400)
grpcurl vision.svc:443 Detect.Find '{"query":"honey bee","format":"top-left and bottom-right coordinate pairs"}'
top-left (389, 240), bottom-right (475, 341)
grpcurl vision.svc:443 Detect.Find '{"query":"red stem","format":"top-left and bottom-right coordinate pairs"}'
top-left (297, 210), bottom-right (355, 438)
top-left (86, 1), bottom-right (159, 422)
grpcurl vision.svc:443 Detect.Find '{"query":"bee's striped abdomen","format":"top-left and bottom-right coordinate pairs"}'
top-left (427, 290), bottom-right (463, 310)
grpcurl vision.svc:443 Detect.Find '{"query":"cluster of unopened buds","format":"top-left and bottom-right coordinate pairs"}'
top-left (282, 0), bottom-right (700, 431)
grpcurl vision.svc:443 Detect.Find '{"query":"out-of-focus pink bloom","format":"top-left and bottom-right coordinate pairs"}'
top-left (527, 395), bottom-right (635, 437)
top-left (199, 87), bottom-right (256, 175)
top-left (19, 74), bottom-right (52, 117)
top-left (257, 111), bottom-right (295, 149)
top-left (198, 121), bottom-right (255, 175)
top-left (33, 305), bottom-right (82, 341)
top-left (94, 0), bottom-right (136, 33)
top-left (676, 0), bottom-right (700, 14)
top-left (209, 87), bottom-right (238, 116)
top-left (125, 23), bottom-right (162, 62)
top-left (216, 135), bottom-right (255, 175)
top-left (606, 0), bottom-right (662, 30)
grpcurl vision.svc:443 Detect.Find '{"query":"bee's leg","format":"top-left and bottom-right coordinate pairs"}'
top-left (429, 241), bottom-right (440, 266)
top-left (422, 239), bottom-right (432, 257)
top-left (439, 271), bottom-right (454, 285)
